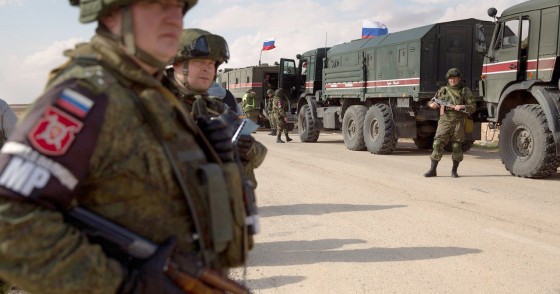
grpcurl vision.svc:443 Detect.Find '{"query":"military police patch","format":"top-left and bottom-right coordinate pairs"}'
top-left (28, 107), bottom-right (84, 156)
top-left (0, 79), bottom-right (107, 204)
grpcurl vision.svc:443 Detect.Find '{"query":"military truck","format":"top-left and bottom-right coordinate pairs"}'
top-left (279, 18), bottom-right (494, 154)
top-left (216, 64), bottom-right (297, 128)
top-left (475, 0), bottom-right (560, 178)
top-left (215, 65), bottom-right (278, 126)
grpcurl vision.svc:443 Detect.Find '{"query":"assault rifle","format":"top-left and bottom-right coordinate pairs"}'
top-left (64, 207), bottom-right (249, 294)
top-left (430, 97), bottom-right (469, 114)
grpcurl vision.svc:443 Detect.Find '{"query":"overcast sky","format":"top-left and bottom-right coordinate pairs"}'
top-left (0, 0), bottom-right (524, 104)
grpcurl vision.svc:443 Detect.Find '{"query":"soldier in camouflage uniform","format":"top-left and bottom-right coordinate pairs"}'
top-left (0, 1), bottom-right (251, 293)
top-left (241, 89), bottom-right (259, 123)
top-left (272, 88), bottom-right (292, 143)
top-left (163, 28), bottom-right (267, 189)
top-left (265, 89), bottom-right (277, 136)
top-left (424, 68), bottom-right (476, 178)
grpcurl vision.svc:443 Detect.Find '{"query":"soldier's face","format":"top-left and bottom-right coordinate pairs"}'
top-left (187, 59), bottom-right (216, 92)
top-left (448, 76), bottom-right (460, 86)
top-left (131, 1), bottom-right (184, 62)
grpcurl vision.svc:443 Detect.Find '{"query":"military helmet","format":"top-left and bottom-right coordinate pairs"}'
top-left (446, 68), bottom-right (462, 79)
top-left (173, 28), bottom-right (230, 65)
top-left (274, 88), bottom-right (284, 96)
top-left (267, 89), bottom-right (274, 95)
top-left (69, 0), bottom-right (198, 23)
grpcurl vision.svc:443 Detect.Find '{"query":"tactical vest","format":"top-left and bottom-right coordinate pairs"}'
top-left (42, 40), bottom-right (248, 268)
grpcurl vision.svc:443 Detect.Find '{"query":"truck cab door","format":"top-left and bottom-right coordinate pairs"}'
top-left (483, 17), bottom-right (527, 104)
top-left (279, 58), bottom-right (298, 99)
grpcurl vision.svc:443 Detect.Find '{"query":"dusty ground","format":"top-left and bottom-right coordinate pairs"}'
top-left (231, 130), bottom-right (560, 293)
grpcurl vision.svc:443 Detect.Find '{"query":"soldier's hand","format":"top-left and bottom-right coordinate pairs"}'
top-left (454, 105), bottom-right (464, 112)
top-left (197, 116), bottom-right (234, 162)
top-left (428, 102), bottom-right (438, 109)
top-left (237, 135), bottom-right (255, 162)
top-left (121, 237), bottom-right (183, 294)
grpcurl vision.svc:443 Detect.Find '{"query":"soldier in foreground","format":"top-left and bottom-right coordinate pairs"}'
top-left (0, 1), bottom-right (250, 293)
top-left (265, 89), bottom-right (277, 136)
top-left (272, 88), bottom-right (292, 143)
top-left (163, 28), bottom-right (267, 190)
top-left (424, 68), bottom-right (476, 178)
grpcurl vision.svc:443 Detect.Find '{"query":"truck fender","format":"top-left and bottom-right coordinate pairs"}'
top-left (529, 85), bottom-right (560, 154)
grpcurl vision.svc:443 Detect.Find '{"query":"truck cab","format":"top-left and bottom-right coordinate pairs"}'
top-left (478, 0), bottom-right (560, 178)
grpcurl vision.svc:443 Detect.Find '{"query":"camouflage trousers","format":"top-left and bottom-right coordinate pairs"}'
top-left (267, 111), bottom-right (277, 129)
top-left (244, 110), bottom-right (260, 123)
top-left (430, 116), bottom-right (465, 162)
top-left (274, 114), bottom-right (286, 132)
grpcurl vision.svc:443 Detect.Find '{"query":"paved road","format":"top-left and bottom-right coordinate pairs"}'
top-left (232, 130), bottom-right (560, 293)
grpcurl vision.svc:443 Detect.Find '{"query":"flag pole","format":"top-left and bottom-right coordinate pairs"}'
top-left (259, 49), bottom-right (262, 66)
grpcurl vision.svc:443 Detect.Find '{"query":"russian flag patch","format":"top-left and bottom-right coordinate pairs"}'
top-left (56, 88), bottom-right (94, 118)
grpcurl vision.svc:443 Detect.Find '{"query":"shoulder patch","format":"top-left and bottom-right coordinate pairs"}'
top-left (0, 79), bottom-right (108, 206)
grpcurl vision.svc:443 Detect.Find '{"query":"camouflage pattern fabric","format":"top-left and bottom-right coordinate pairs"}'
top-left (266, 97), bottom-right (277, 129)
top-left (272, 94), bottom-right (288, 132)
top-left (430, 85), bottom-right (476, 162)
top-left (0, 34), bottom-right (239, 293)
top-left (162, 70), bottom-right (267, 189)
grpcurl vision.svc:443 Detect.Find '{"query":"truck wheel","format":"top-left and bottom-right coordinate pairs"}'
top-left (342, 105), bottom-right (367, 151)
top-left (364, 104), bottom-right (397, 154)
top-left (499, 104), bottom-right (559, 178)
top-left (413, 135), bottom-right (434, 150)
top-left (298, 104), bottom-right (320, 142)
top-left (444, 140), bottom-right (474, 152)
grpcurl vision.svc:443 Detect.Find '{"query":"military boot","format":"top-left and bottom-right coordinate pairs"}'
top-left (268, 129), bottom-right (277, 136)
top-left (276, 132), bottom-right (285, 143)
top-left (451, 160), bottom-right (460, 178)
top-left (424, 159), bottom-right (438, 177)
top-left (285, 130), bottom-right (293, 142)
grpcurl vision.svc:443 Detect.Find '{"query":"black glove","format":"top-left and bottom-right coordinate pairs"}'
top-left (237, 135), bottom-right (255, 162)
top-left (120, 237), bottom-right (182, 294)
top-left (197, 116), bottom-right (234, 162)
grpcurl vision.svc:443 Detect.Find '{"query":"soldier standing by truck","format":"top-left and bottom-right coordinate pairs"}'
top-left (242, 89), bottom-right (259, 123)
top-left (265, 89), bottom-right (277, 136)
top-left (424, 68), bottom-right (476, 178)
top-left (273, 88), bottom-right (293, 143)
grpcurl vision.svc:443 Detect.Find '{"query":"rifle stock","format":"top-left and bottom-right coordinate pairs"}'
top-left (64, 207), bottom-right (249, 294)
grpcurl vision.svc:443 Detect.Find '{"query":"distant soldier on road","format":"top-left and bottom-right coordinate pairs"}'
top-left (272, 88), bottom-right (292, 143)
top-left (265, 89), bottom-right (277, 136)
top-left (242, 88), bottom-right (259, 123)
top-left (424, 68), bottom-right (476, 178)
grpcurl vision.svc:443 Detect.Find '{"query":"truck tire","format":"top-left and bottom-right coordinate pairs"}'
top-left (342, 105), bottom-right (367, 151)
top-left (298, 104), bottom-right (320, 142)
top-left (364, 104), bottom-right (398, 154)
top-left (499, 104), bottom-right (559, 178)
top-left (444, 140), bottom-right (474, 152)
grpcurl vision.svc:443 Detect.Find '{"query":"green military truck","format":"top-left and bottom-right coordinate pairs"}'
top-left (476, 0), bottom-right (560, 178)
top-left (216, 65), bottom-right (278, 126)
top-left (279, 19), bottom-right (494, 154)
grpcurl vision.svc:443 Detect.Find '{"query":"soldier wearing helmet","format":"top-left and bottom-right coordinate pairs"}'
top-left (164, 28), bottom-right (267, 214)
top-left (272, 88), bottom-right (293, 143)
top-left (0, 1), bottom-right (250, 293)
top-left (424, 68), bottom-right (476, 178)
top-left (265, 89), bottom-right (277, 136)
